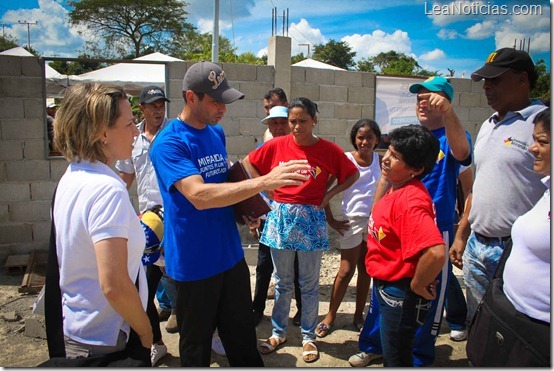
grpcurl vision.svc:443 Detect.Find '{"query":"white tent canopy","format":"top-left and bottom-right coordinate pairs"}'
top-left (0, 47), bottom-right (69, 97)
top-left (71, 52), bottom-right (183, 95)
top-left (292, 58), bottom-right (346, 71)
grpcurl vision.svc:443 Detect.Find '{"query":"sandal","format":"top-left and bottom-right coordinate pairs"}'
top-left (315, 322), bottom-right (333, 338)
top-left (259, 335), bottom-right (287, 355)
top-left (302, 340), bottom-right (319, 363)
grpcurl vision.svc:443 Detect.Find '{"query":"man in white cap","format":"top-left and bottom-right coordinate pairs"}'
top-left (150, 61), bottom-right (310, 367)
top-left (450, 48), bottom-right (547, 328)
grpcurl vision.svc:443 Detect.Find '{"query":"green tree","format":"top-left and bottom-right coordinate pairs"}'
top-left (531, 58), bottom-right (550, 102)
top-left (291, 53), bottom-right (306, 65)
top-left (48, 53), bottom-right (105, 75)
top-left (235, 52), bottom-right (265, 65)
top-left (369, 51), bottom-right (438, 76)
top-left (356, 57), bottom-right (376, 72)
top-left (312, 39), bottom-right (356, 70)
top-left (170, 30), bottom-right (237, 62)
top-left (68, 0), bottom-right (194, 58)
top-left (0, 35), bottom-right (18, 52)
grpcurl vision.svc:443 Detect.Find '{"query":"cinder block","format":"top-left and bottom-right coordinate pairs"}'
top-left (225, 100), bottom-right (257, 118)
top-left (2, 118), bottom-right (44, 140)
top-left (30, 181), bottom-right (56, 201)
top-left (0, 161), bottom-right (5, 181)
top-left (470, 80), bottom-right (484, 93)
top-left (0, 223), bottom-right (33, 244)
top-left (0, 205), bottom-right (8, 222)
top-left (0, 99), bottom-right (25, 119)
top-left (20, 57), bottom-right (43, 77)
top-left (0, 182), bottom-right (30, 203)
top-left (320, 85), bottom-right (348, 102)
top-left (362, 105), bottom-right (375, 120)
top-left (0, 77), bottom-right (42, 98)
top-left (317, 102), bottom-right (334, 118)
top-left (450, 78), bottom-right (471, 96)
top-left (221, 63), bottom-right (257, 81)
top-left (0, 56), bottom-right (21, 76)
top-left (220, 116), bottom-right (240, 137)
top-left (23, 139), bottom-right (46, 160)
top-left (9, 200), bottom-right (51, 222)
top-left (6, 160), bottom-right (50, 181)
top-left (168, 60), bottom-right (187, 80)
top-left (239, 118), bottom-right (266, 136)
top-left (226, 135), bottom-right (257, 157)
top-left (291, 67), bottom-right (306, 83)
top-left (334, 136), bottom-right (350, 151)
top-left (290, 83), bottom-right (320, 100)
top-left (455, 106), bottom-right (470, 122)
top-left (238, 81), bottom-right (274, 101)
top-left (335, 103), bottom-right (362, 119)
top-left (362, 72), bottom-right (376, 88)
top-left (256, 65), bottom-right (274, 82)
top-left (0, 140), bottom-right (24, 160)
top-left (32, 221), bottom-right (50, 241)
top-left (459, 93), bottom-right (481, 107)
top-left (306, 68), bottom-right (334, 85)
top-left (49, 159), bottom-right (68, 181)
top-left (470, 107), bottom-right (494, 123)
top-left (318, 119), bottom-right (347, 135)
top-left (335, 70), bottom-right (362, 87)
top-left (348, 87), bottom-right (374, 104)
top-left (480, 94), bottom-right (489, 107)
top-left (167, 79), bottom-right (183, 103)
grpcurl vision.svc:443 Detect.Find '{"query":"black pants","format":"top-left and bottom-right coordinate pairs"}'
top-left (252, 220), bottom-right (302, 314)
top-left (175, 259), bottom-right (264, 367)
top-left (146, 264), bottom-right (163, 344)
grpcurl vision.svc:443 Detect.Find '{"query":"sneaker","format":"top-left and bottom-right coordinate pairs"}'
top-left (157, 308), bottom-right (171, 322)
top-left (150, 343), bottom-right (167, 366)
top-left (267, 282), bottom-right (276, 299)
top-left (212, 333), bottom-right (226, 357)
top-left (165, 310), bottom-right (178, 333)
top-left (450, 329), bottom-right (467, 341)
top-left (348, 352), bottom-right (383, 367)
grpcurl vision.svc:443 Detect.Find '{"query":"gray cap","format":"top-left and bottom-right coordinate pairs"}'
top-left (182, 61), bottom-right (245, 104)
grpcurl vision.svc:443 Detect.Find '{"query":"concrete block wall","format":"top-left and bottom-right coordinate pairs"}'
top-left (0, 54), bottom-right (493, 257)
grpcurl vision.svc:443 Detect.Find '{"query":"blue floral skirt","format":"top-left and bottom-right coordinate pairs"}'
top-left (260, 201), bottom-right (329, 252)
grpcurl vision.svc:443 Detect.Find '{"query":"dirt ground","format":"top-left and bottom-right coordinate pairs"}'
top-left (0, 249), bottom-right (468, 367)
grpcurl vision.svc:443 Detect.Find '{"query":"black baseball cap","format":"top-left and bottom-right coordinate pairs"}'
top-left (182, 61), bottom-right (244, 104)
top-left (471, 48), bottom-right (536, 82)
top-left (139, 85), bottom-right (170, 104)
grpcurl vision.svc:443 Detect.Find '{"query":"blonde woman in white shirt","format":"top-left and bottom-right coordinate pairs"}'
top-left (53, 83), bottom-right (152, 359)
top-left (318, 119), bottom-right (383, 337)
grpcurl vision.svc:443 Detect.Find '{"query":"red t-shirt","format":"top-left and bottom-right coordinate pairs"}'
top-left (365, 179), bottom-right (444, 281)
top-left (248, 135), bottom-right (358, 206)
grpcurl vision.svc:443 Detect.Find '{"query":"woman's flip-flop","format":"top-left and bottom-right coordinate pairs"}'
top-left (315, 322), bottom-right (333, 338)
top-left (259, 335), bottom-right (287, 354)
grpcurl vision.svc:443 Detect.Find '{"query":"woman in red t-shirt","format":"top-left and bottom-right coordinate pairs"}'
top-left (244, 97), bottom-right (359, 363)
top-left (365, 125), bottom-right (446, 367)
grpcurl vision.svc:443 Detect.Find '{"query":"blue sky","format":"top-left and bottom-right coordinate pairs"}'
top-left (1, 0), bottom-right (550, 77)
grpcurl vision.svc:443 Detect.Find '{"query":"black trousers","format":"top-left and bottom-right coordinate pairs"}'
top-left (146, 264), bottom-right (163, 344)
top-left (252, 220), bottom-right (302, 314)
top-left (175, 259), bottom-right (264, 367)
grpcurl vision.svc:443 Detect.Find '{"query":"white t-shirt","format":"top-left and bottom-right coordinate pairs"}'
top-left (341, 151), bottom-right (381, 218)
top-left (54, 160), bottom-right (147, 346)
top-left (503, 176), bottom-right (550, 323)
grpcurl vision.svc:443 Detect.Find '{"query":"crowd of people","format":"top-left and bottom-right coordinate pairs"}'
top-left (47, 47), bottom-right (549, 367)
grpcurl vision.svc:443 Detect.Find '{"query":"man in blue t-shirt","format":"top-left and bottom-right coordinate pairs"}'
top-left (150, 61), bottom-right (310, 367)
top-left (350, 76), bottom-right (472, 367)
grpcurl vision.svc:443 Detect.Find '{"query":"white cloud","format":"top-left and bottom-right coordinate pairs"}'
top-left (465, 20), bottom-right (496, 40)
top-left (419, 49), bottom-right (446, 61)
top-left (196, 18), bottom-right (232, 34)
top-left (426, 0), bottom-right (481, 27)
top-left (437, 29), bottom-right (459, 40)
top-left (288, 19), bottom-right (327, 56)
top-left (341, 30), bottom-right (412, 61)
top-left (2, 0), bottom-right (84, 57)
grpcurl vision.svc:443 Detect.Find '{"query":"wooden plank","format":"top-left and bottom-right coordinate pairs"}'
top-left (19, 250), bottom-right (47, 294)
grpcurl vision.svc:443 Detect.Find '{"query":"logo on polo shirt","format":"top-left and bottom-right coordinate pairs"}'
top-left (436, 149), bottom-right (445, 164)
top-left (504, 137), bottom-right (528, 150)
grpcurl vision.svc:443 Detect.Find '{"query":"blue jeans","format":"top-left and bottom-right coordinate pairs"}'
top-left (462, 231), bottom-right (506, 327)
top-left (375, 280), bottom-right (430, 367)
top-left (270, 248), bottom-right (323, 342)
top-left (156, 273), bottom-right (178, 310)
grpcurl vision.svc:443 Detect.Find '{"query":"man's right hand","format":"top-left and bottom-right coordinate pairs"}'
top-left (449, 240), bottom-right (465, 269)
top-left (262, 160), bottom-right (310, 190)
